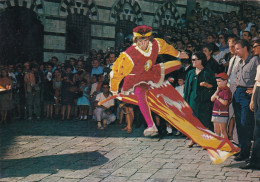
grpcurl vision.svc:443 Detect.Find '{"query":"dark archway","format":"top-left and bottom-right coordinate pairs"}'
top-left (0, 7), bottom-right (43, 65)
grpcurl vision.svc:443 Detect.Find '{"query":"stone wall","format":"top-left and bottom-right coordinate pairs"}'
top-left (0, 0), bottom-right (241, 62)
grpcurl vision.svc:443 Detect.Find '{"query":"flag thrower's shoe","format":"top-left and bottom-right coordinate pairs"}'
top-left (144, 124), bottom-right (158, 136)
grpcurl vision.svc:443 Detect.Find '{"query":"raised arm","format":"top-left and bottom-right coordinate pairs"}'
top-left (155, 38), bottom-right (188, 59)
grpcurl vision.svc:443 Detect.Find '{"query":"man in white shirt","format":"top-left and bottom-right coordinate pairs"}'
top-left (94, 82), bottom-right (116, 129)
top-left (226, 36), bottom-right (240, 143)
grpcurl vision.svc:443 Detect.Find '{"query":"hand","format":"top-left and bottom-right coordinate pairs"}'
top-left (246, 88), bottom-right (253, 94)
top-left (112, 91), bottom-right (118, 96)
top-left (200, 82), bottom-right (207, 87)
top-left (168, 77), bottom-right (174, 83)
top-left (179, 52), bottom-right (189, 59)
top-left (249, 101), bottom-right (254, 112)
top-left (216, 87), bottom-right (220, 92)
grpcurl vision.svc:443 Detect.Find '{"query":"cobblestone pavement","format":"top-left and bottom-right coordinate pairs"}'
top-left (0, 118), bottom-right (260, 182)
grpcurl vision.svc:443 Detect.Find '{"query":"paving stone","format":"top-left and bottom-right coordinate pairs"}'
top-left (57, 178), bottom-right (80, 182)
top-left (129, 172), bottom-right (153, 180)
top-left (247, 171), bottom-right (260, 178)
top-left (40, 175), bottom-right (61, 182)
top-left (176, 170), bottom-right (199, 177)
top-left (19, 174), bottom-right (50, 182)
top-left (151, 169), bottom-right (179, 179)
top-left (79, 177), bottom-right (102, 182)
top-left (101, 176), bottom-right (128, 182)
top-left (111, 168), bottom-right (137, 177)
top-left (146, 178), bottom-right (172, 182)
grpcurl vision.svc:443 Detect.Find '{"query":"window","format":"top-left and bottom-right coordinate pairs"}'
top-left (66, 14), bottom-right (90, 54)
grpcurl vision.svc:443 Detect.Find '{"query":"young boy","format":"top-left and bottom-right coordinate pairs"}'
top-left (211, 73), bottom-right (232, 138)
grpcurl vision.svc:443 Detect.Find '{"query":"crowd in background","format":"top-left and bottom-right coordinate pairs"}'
top-left (0, 4), bottom-right (260, 139)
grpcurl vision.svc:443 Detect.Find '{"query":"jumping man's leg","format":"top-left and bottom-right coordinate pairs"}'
top-left (134, 84), bottom-right (158, 136)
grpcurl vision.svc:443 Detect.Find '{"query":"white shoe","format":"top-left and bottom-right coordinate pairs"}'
top-left (144, 124), bottom-right (158, 136)
top-left (166, 127), bottom-right (173, 134)
top-left (84, 115), bottom-right (87, 120)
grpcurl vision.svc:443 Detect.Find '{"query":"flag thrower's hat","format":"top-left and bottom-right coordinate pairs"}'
top-left (133, 25), bottom-right (152, 38)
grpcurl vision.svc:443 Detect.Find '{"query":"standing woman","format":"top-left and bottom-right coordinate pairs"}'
top-left (0, 69), bottom-right (13, 123)
top-left (184, 52), bottom-right (217, 147)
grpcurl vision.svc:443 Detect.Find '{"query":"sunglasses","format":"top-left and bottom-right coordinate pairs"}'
top-left (192, 59), bottom-right (199, 61)
top-left (252, 45), bottom-right (260, 49)
top-left (219, 37), bottom-right (224, 39)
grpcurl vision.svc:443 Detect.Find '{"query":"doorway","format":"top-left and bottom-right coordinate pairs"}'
top-left (0, 7), bottom-right (44, 65)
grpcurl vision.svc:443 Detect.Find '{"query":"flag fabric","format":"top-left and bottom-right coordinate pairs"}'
top-left (116, 81), bottom-right (240, 164)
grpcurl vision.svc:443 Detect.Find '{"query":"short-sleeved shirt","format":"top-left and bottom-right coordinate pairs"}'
top-left (235, 54), bottom-right (260, 87)
top-left (256, 65), bottom-right (260, 87)
top-left (95, 92), bottom-right (114, 109)
top-left (91, 66), bottom-right (103, 77)
top-left (212, 87), bottom-right (232, 117)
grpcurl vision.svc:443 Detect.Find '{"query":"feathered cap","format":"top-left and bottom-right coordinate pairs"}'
top-left (133, 25), bottom-right (152, 38)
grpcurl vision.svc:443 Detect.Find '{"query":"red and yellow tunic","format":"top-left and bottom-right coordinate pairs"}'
top-left (110, 38), bottom-right (180, 94)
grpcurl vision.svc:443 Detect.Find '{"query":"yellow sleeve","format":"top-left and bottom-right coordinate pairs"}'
top-left (110, 52), bottom-right (134, 93)
top-left (155, 38), bottom-right (180, 57)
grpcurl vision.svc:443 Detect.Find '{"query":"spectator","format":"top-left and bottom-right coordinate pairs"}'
top-left (51, 56), bottom-right (58, 72)
top-left (69, 58), bottom-right (77, 74)
top-left (94, 82), bottom-right (116, 129)
top-left (60, 66), bottom-right (74, 120)
top-left (202, 43), bottom-right (222, 74)
top-left (77, 80), bottom-right (90, 120)
top-left (184, 51), bottom-right (217, 147)
top-left (0, 69), bottom-right (13, 123)
top-left (239, 18), bottom-right (250, 38)
top-left (242, 31), bottom-right (252, 42)
top-left (242, 40), bottom-right (260, 169)
top-left (14, 66), bottom-right (25, 119)
top-left (233, 39), bottom-right (259, 161)
top-left (91, 59), bottom-right (103, 78)
top-left (120, 102), bottom-right (134, 134)
top-left (24, 64), bottom-right (41, 120)
top-left (218, 33), bottom-right (229, 53)
top-left (43, 64), bottom-right (54, 119)
top-left (226, 36), bottom-right (240, 142)
top-left (250, 25), bottom-right (258, 40)
top-left (53, 69), bottom-right (62, 118)
top-left (211, 73), bottom-right (232, 139)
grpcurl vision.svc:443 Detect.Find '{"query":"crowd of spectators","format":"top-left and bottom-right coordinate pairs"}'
top-left (0, 4), bottom-right (259, 152)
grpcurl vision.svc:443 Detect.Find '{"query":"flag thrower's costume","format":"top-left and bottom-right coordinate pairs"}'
top-left (109, 25), bottom-right (240, 164)
top-left (110, 25), bottom-right (182, 136)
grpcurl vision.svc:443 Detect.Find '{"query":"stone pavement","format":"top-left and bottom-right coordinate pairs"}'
top-left (0, 118), bottom-right (260, 182)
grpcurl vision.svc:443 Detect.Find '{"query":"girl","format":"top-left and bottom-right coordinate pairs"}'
top-left (77, 80), bottom-right (90, 120)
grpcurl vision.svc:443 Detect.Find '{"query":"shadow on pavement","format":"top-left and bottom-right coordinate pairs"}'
top-left (0, 151), bottom-right (108, 178)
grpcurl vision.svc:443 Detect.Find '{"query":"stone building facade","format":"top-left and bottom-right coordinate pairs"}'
top-left (0, 0), bottom-right (240, 63)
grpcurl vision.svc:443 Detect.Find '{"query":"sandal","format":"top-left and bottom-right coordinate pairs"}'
top-left (187, 141), bottom-right (195, 148)
top-left (97, 122), bottom-right (104, 130)
top-left (126, 128), bottom-right (132, 134)
top-left (121, 127), bottom-right (128, 131)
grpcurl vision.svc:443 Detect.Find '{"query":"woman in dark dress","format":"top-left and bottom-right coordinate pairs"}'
top-left (184, 51), bottom-right (217, 147)
top-left (60, 66), bottom-right (74, 120)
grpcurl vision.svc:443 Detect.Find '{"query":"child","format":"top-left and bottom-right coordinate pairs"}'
top-left (77, 80), bottom-right (90, 120)
top-left (173, 75), bottom-right (185, 136)
top-left (211, 73), bottom-right (232, 138)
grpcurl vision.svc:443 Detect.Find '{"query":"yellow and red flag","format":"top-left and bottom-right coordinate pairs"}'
top-left (115, 81), bottom-right (240, 164)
